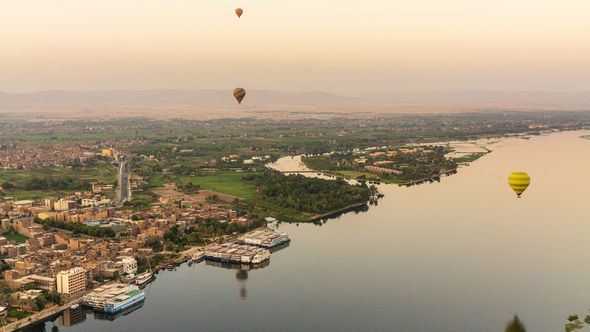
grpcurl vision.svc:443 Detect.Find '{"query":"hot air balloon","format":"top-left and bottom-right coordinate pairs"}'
top-left (235, 8), bottom-right (243, 18)
top-left (508, 171), bottom-right (530, 198)
top-left (233, 88), bottom-right (246, 104)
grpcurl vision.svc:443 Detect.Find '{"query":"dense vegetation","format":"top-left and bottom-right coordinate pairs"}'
top-left (23, 176), bottom-right (92, 191)
top-left (303, 146), bottom-right (457, 183)
top-left (244, 170), bottom-right (370, 214)
top-left (138, 218), bottom-right (263, 253)
top-left (33, 217), bottom-right (116, 238)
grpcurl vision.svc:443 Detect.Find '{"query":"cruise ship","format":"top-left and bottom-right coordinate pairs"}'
top-left (83, 283), bottom-right (145, 314)
top-left (237, 228), bottom-right (290, 248)
top-left (104, 288), bottom-right (145, 313)
top-left (205, 243), bottom-right (271, 265)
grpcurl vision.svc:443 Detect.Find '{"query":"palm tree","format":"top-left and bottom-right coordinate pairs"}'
top-left (506, 315), bottom-right (526, 332)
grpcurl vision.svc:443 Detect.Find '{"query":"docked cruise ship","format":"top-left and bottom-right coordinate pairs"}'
top-left (205, 243), bottom-right (271, 265)
top-left (104, 288), bottom-right (145, 313)
top-left (83, 283), bottom-right (145, 314)
top-left (237, 228), bottom-right (290, 248)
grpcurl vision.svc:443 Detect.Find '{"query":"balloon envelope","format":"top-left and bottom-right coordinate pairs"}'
top-left (233, 88), bottom-right (246, 104)
top-left (508, 171), bottom-right (530, 197)
top-left (235, 8), bottom-right (243, 18)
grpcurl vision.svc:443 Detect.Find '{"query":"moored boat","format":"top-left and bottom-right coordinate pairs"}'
top-left (135, 271), bottom-right (153, 286)
top-left (104, 288), bottom-right (145, 314)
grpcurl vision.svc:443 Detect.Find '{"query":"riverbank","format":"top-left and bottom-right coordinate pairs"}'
top-left (3, 292), bottom-right (88, 332)
top-left (306, 202), bottom-right (369, 222)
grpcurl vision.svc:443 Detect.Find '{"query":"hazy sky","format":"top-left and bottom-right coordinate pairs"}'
top-left (2, 0), bottom-right (590, 93)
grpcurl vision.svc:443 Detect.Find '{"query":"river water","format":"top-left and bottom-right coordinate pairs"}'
top-left (30, 130), bottom-right (590, 332)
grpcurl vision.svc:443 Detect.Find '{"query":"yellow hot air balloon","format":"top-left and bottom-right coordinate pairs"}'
top-left (235, 8), bottom-right (243, 18)
top-left (508, 171), bottom-right (530, 198)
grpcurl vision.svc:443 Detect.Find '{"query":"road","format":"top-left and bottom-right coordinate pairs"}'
top-left (3, 294), bottom-right (87, 332)
top-left (115, 160), bottom-right (130, 205)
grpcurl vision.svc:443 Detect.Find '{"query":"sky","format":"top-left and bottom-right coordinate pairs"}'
top-left (1, 0), bottom-right (590, 93)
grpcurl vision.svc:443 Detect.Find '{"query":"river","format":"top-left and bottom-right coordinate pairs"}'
top-left (29, 130), bottom-right (590, 332)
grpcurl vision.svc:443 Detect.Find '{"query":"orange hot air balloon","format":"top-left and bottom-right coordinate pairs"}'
top-left (235, 8), bottom-right (243, 18)
top-left (233, 88), bottom-right (246, 104)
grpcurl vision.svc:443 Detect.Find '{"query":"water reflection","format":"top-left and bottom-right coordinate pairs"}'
top-left (59, 307), bottom-right (86, 327)
top-left (93, 301), bottom-right (144, 321)
top-left (236, 270), bottom-right (248, 299)
top-left (205, 260), bottom-right (270, 299)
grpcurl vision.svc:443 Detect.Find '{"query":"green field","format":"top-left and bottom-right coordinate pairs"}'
top-left (453, 152), bottom-right (488, 163)
top-left (7, 308), bottom-right (31, 320)
top-left (0, 164), bottom-right (116, 184)
top-left (1, 233), bottom-right (29, 243)
top-left (0, 164), bottom-right (117, 199)
top-left (182, 172), bottom-right (257, 199)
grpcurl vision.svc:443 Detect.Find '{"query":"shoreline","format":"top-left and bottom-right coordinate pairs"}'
top-left (306, 202), bottom-right (369, 222)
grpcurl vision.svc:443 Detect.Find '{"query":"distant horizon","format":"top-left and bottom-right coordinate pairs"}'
top-left (4, 88), bottom-right (590, 95)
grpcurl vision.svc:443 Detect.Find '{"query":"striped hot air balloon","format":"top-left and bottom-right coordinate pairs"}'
top-left (233, 88), bottom-right (246, 104)
top-left (235, 8), bottom-right (243, 18)
top-left (508, 171), bottom-right (530, 198)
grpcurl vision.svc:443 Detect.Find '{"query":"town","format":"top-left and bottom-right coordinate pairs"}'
top-left (0, 145), bottom-right (279, 329)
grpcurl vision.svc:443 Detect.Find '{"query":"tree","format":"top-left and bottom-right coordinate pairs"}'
top-left (146, 236), bottom-right (163, 252)
top-left (1, 182), bottom-right (14, 190)
top-left (5, 225), bottom-right (15, 234)
top-left (46, 289), bottom-right (62, 305)
top-left (35, 296), bottom-right (45, 311)
top-left (506, 315), bottom-right (526, 332)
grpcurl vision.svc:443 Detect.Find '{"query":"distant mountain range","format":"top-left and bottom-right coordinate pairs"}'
top-left (1, 90), bottom-right (590, 119)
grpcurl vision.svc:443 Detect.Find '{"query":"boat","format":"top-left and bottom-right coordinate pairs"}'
top-left (83, 283), bottom-right (144, 312)
top-left (236, 228), bottom-right (291, 248)
top-left (70, 304), bottom-right (80, 309)
top-left (135, 271), bottom-right (153, 286)
top-left (136, 258), bottom-right (153, 286)
top-left (205, 243), bottom-right (271, 265)
top-left (104, 288), bottom-right (145, 314)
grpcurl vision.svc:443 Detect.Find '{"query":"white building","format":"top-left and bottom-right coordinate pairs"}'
top-left (54, 199), bottom-right (77, 211)
top-left (115, 256), bottom-right (137, 275)
top-left (81, 198), bottom-right (111, 207)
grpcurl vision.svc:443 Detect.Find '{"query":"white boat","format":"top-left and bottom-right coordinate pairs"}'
top-left (135, 272), bottom-right (153, 286)
top-left (70, 304), bottom-right (80, 309)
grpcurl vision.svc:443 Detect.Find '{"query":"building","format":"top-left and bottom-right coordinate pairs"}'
top-left (13, 200), bottom-right (34, 209)
top-left (115, 256), bottom-right (137, 275)
top-left (57, 267), bottom-right (87, 295)
top-left (13, 275), bottom-right (56, 291)
top-left (81, 198), bottom-right (111, 207)
top-left (54, 199), bottom-right (77, 211)
top-left (29, 275), bottom-right (57, 291)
